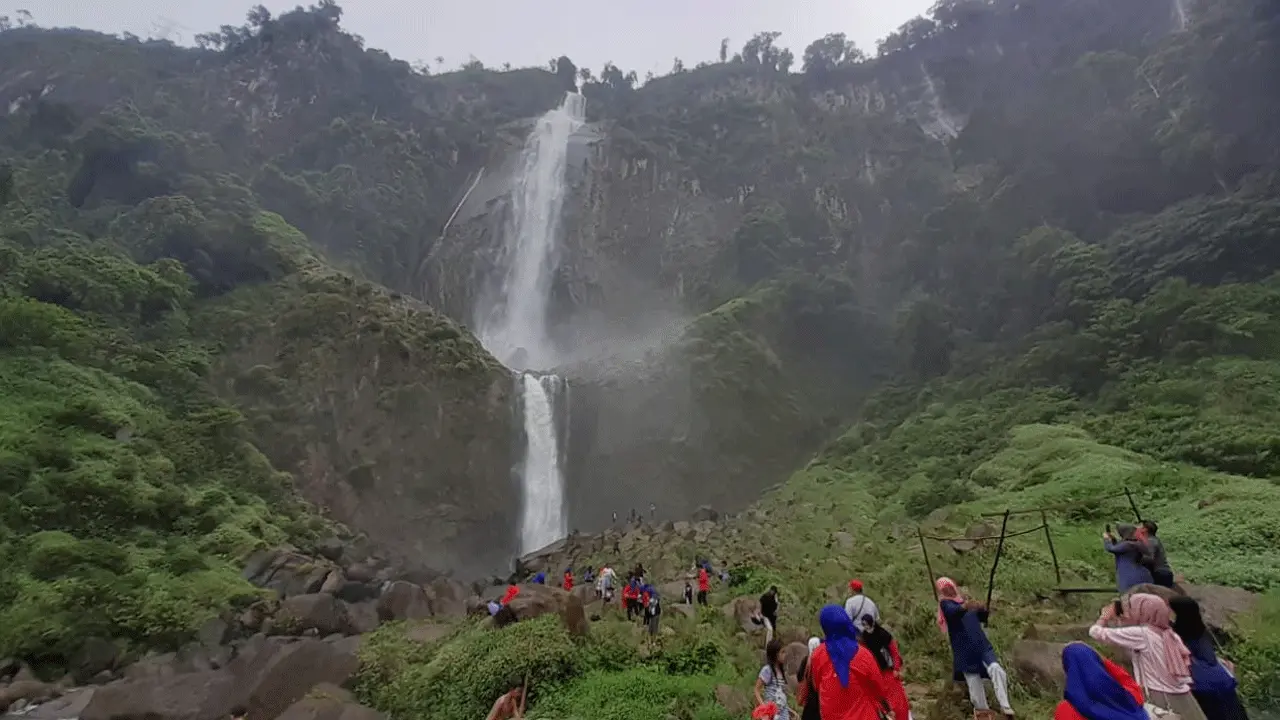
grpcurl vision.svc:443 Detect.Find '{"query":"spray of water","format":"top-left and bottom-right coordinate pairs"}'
top-left (474, 93), bottom-right (585, 554)
top-left (1172, 0), bottom-right (1189, 30)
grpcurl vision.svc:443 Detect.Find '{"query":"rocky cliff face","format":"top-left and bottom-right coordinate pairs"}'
top-left (197, 268), bottom-right (519, 578)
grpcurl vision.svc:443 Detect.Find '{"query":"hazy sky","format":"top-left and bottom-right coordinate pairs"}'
top-left (20, 1), bottom-right (933, 76)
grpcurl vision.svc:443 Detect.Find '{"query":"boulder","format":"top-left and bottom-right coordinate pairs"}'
top-left (80, 670), bottom-right (240, 720)
top-left (319, 570), bottom-right (346, 595)
top-left (832, 531), bottom-right (855, 550)
top-left (335, 581), bottom-right (380, 604)
top-left (278, 594), bottom-right (350, 636)
top-left (198, 617), bottom-right (232, 648)
top-left (722, 596), bottom-right (762, 633)
top-left (70, 637), bottom-right (120, 683)
top-left (276, 684), bottom-right (386, 720)
top-left (426, 577), bottom-right (469, 617)
top-left (344, 563), bottom-right (377, 583)
top-left (1126, 583), bottom-right (1180, 603)
top-left (243, 550), bottom-right (337, 599)
top-left (344, 600), bottom-right (381, 635)
top-left (1184, 584), bottom-right (1260, 635)
top-left (406, 622), bottom-right (453, 645)
top-left (231, 636), bottom-right (363, 720)
top-left (692, 505), bottom-right (719, 522)
top-left (315, 538), bottom-right (346, 563)
top-left (780, 642), bottom-right (809, 689)
top-left (1011, 640), bottom-right (1067, 690)
top-left (12, 687), bottom-right (96, 719)
top-left (377, 581), bottom-right (433, 621)
top-left (714, 684), bottom-right (750, 715)
top-left (563, 591), bottom-right (590, 637)
top-left (0, 680), bottom-right (60, 713)
top-left (1021, 623), bottom-right (1093, 643)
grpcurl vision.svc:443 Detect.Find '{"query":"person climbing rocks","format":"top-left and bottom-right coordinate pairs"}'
top-left (1138, 520), bottom-right (1176, 589)
top-left (643, 583), bottom-right (662, 637)
top-left (1090, 594), bottom-right (1206, 720)
top-left (600, 565), bottom-right (617, 603)
top-left (697, 564), bottom-right (710, 605)
top-left (1103, 523), bottom-right (1154, 593)
top-left (562, 567), bottom-right (574, 592)
top-left (531, 571), bottom-right (546, 585)
top-left (796, 637), bottom-right (821, 720)
top-left (485, 678), bottom-right (526, 720)
top-left (808, 605), bottom-right (894, 720)
top-left (1054, 642), bottom-right (1146, 720)
top-left (1170, 596), bottom-right (1249, 720)
top-left (936, 577), bottom-right (1015, 718)
top-left (500, 584), bottom-right (520, 606)
top-left (858, 613), bottom-right (912, 720)
top-left (759, 586), bottom-right (779, 644)
top-left (583, 566), bottom-right (595, 587)
top-left (754, 639), bottom-right (791, 720)
top-left (624, 578), bottom-right (642, 620)
top-left (844, 579), bottom-right (880, 625)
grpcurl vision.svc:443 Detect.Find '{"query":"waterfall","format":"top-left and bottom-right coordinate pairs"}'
top-left (474, 92), bottom-right (585, 554)
top-left (1172, 0), bottom-right (1189, 30)
top-left (517, 374), bottom-right (567, 552)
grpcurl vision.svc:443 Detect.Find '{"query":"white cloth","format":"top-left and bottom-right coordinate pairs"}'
top-left (964, 661), bottom-right (1012, 713)
top-left (844, 594), bottom-right (880, 624)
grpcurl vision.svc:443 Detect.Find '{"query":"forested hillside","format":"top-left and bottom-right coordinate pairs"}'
top-left (0, 0), bottom-right (1278, 715)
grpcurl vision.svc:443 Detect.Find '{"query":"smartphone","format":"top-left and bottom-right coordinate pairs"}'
top-left (1112, 600), bottom-right (1124, 617)
top-left (1105, 523), bottom-right (1112, 533)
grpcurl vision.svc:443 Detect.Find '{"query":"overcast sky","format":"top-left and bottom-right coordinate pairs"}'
top-left (19, 1), bottom-right (934, 76)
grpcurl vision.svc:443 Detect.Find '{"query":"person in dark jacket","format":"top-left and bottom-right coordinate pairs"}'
top-left (759, 586), bottom-right (779, 643)
top-left (936, 577), bottom-right (1014, 717)
top-left (796, 637), bottom-right (821, 720)
top-left (1140, 520), bottom-right (1176, 588)
top-left (1170, 596), bottom-right (1250, 720)
top-left (1104, 524), bottom-right (1154, 592)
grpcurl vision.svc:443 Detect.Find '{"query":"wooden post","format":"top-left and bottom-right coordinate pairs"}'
top-left (1041, 510), bottom-right (1062, 587)
top-left (986, 510), bottom-right (1010, 610)
top-left (919, 527), bottom-right (938, 600)
top-left (1124, 487), bottom-right (1143, 522)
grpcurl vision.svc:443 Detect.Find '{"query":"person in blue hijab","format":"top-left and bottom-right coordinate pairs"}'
top-left (1056, 642), bottom-right (1147, 720)
top-left (807, 604), bottom-right (890, 719)
top-left (818, 605), bottom-right (860, 686)
top-left (531, 571), bottom-right (546, 584)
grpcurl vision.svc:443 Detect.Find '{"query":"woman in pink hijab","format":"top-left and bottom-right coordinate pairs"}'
top-left (1089, 593), bottom-right (1206, 720)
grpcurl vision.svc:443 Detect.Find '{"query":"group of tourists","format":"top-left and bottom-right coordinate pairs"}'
top-left (486, 513), bottom-right (1250, 720)
top-left (759, 579), bottom-right (914, 720)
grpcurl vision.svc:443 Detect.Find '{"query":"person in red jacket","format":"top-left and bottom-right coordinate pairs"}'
top-left (808, 605), bottom-right (894, 720)
top-left (697, 565), bottom-right (710, 605)
top-left (1054, 642), bottom-right (1147, 720)
top-left (500, 584), bottom-right (520, 606)
top-left (562, 567), bottom-right (573, 592)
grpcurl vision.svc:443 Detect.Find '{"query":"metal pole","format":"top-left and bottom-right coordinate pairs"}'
top-left (1041, 510), bottom-right (1062, 587)
top-left (986, 510), bottom-right (1010, 610)
top-left (918, 527), bottom-right (938, 600)
top-left (1124, 487), bottom-right (1143, 522)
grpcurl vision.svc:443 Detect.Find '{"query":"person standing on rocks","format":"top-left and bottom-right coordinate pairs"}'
top-left (644, 583), bottom-right (662, 638)
top-left (1138, 521), bottom-right (1176, 589)
top-left (844, 579), bottom-right (880, 626)
top-left (1104, 524), bottom-right (1154, 593)
top-left (562, 567), bottom-right (574, 592)
top-left (936, 577), bottom-right (1015, 718)
top-left (485, 678), bottom-right (526, 720)
top-left (697, 564), bottom-right (710, 606)
top-left (759, 586), bottom-right (780, 644)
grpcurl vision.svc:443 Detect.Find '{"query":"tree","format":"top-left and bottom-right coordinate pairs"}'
top-left (671, 57), bottom-right (685, 73)
top-left (802, 33), bottom-right (865, 74)
top-left (462, 56), bottom-right (484, 71)
top-left (741, 31), bottom-right (792, 72)
top-left (578, 67), bottom-right (595, 83)
top-left (599, 62), bottom-right (636, 92)
top-left (246, 5), bottom-right (272, 28)
top-left (553, 56), bottom-right (578, 91)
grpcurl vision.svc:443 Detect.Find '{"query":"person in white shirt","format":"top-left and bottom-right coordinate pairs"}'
top-left (844, 579), bottom-right (880, 625)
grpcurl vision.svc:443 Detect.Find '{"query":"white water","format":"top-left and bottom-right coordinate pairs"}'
top-left (1173, 0), bottom-right (1189, 30)
top-left (474, 93), bottom-right (585, 554)
top-left (517, 374), bottom-right (567, 552)
top-left (478, 93), bottom-right (586, 370)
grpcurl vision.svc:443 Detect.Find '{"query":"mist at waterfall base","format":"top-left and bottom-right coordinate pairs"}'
top-left (473, 93), bottom-right (583, 557)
